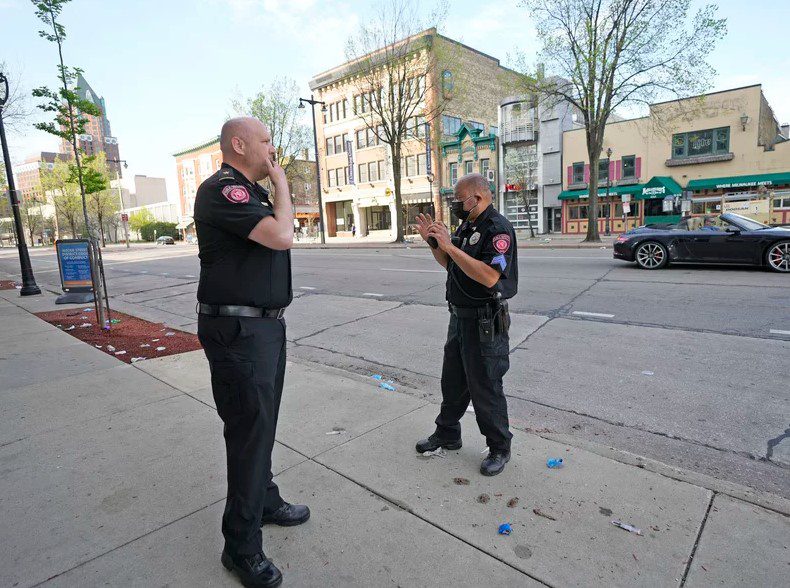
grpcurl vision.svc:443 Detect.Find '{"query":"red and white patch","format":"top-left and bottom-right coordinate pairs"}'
top-left (221, 185), bottom-right (250, 204)
top-left (492, 233), bottom-right (510, 253)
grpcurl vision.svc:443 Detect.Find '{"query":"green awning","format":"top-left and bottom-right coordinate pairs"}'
top-left (637, 176), bottom-right (683, 200)
top-left (687, 172), bottom-right (790, 191)
top-left (558, 184), bottom-right (645, 200)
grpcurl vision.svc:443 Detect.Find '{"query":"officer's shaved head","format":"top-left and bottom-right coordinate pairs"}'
top-left (220, 117), bottom-right (274, 182)
top-left (455, 173), bottom-right (492, 200)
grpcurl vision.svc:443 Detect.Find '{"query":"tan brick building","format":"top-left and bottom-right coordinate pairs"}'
top-left (560, 85), bottom-right (790, 234)
top-left (308, 28), bottom-right (521, 239)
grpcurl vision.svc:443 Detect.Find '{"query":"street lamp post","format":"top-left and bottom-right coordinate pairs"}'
top-left (605, 147), bottom-right (613, 236)
top-left (107, 158), bottom-right (129, 248)
top-left (299, 96), bottom-right (327, 244)
top-left (0, 72), bottom-right (41, 296)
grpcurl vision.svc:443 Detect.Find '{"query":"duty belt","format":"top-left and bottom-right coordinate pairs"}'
top-left (197, 303), bottom-right (285, 319)
top-left (449, 300), bottom-right (507, 318)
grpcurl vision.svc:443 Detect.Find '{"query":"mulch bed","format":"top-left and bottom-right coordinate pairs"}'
top-left (34, 309), bottom-right (202, 365)
top-left (0, 280), bottom-right (20, 290)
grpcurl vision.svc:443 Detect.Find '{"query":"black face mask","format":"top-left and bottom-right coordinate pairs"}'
top-left (451, 197), bottom-right (477, 221)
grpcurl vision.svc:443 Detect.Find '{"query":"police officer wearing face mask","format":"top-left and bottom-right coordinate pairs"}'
top-left (415, 173), bottom-right (518, 476)
top-left (194, 117), bottom-right (309, 588)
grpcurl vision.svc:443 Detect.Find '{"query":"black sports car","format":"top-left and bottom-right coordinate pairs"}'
top-left (613, 213), bottom-right (790, 272)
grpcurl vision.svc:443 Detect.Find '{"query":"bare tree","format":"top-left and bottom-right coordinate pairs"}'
top-left (504, 144), bottom-right (538, 238)
top-left (232, 77), bottom-right (312, 181)
top-left (0, 62), bottom-right (33, 133)
top-left (345, 0), bottom-right (450, 242)
top-left (41, 157), bottom-right (82, 238)
top-left (520, 0), bottom-right (726, 242)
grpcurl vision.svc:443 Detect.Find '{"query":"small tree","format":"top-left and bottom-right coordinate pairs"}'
top-left (504, 144), bottom-right (538, 238)
top-left (20, 196), bottom-right (43, 245)
top-left (128, 208), bottom-right (155, 232)
top-left (232, 77), bottom-right (312, 181)
top-left (345, 0), bottom-right (450, 242)
top-left (80, 153), bottom-right (115, 246)
top-left (520, 0), bottom-right (726, 242)
top-left (31, 0), bottom-right (103, 239)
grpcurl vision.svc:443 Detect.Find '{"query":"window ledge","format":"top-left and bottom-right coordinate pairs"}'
top-left (568, 182), bottom-right (588, 190)
top-left (616, 177), bottom-right (639, 186)
top-left (665, 153), bottom-right (734, 166)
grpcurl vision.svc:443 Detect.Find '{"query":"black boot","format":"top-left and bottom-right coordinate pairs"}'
top-left (480, 450), bottom-right (510, 476)
top-left (260, 502), bottom-right (310, 527)
top-left (416, 433), bottom-right (462, 453)
top-left (221, 550), bottom-right (282, 588)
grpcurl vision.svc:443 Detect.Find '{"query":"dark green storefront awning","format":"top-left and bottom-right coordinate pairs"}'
top-left (687, 172), bottom-right (790, 191)
top-left (558, 184), bottom-right (645, 200)
top-left (637, 176), bottom-right (683, 200)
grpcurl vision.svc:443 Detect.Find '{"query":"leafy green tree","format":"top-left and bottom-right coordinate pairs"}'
top-left (128, 208), bottom-right (155, 232)
top-left (520, 0), bottom-right (726, 241)
top-left (81, 153), bottom-right (116, 246)
top-left (40, 158), bottom-right (82, 238)
top-left (31, 0), bottom-right (102, 239)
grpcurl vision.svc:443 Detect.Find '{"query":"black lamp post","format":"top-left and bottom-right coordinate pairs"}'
top-left (299, 96), bottom-right (327, 244)
top-left (0, 72), bottom-right (41, 296)
top-left (604, 146), bottom-right (612, 236)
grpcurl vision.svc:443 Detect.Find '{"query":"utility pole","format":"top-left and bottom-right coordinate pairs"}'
top-left (299, 96), bottom-right (327, 244)
top-left (107, 159), bottom-right (129, 248)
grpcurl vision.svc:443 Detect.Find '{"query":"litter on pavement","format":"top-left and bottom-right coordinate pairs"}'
top-left (379, 382), bottom-right (396, 391)
top-left (417, 447), bottom-right (446, 459)
top-left (64, 325), bottom-right (75, 331)
top-left (507, 497), bottom-right (519, 508)
top-left (453, 477), bottom-right (470, 485)
top-left (546, 458), bottom-right (564, 468)
top-left (114, 350), bottom-right (127, 356)
top-left (106, 345), bottom-right (116, 352)
top-left (611, 520), bottom-right (643, 535)
top-left (110, 318), bottom-right (121, 324)
top-left (131, 357), bottom-right (146, 363)
top-left (533, 508), bottom-right (557, 521)
top-left (79, 323), bottom-right (91, 328)
top-left (641, 370), bottom-right (654, 376)
top-left (476, 493), bottom-right (490, 504)
top-left (498, 523), bottom-right (512, 535)
top-left (156, 346), bottom-right (166, 352)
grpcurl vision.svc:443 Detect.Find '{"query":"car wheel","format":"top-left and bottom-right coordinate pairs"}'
top-left (766, 240), bottom-right (790, 273)
top-left (635, 241), bottom-right (669, 270)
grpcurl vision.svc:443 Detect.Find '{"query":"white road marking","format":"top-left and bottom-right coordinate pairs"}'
top-left (380, 267), bottom-right (445, 273)
top-left (183, 274), bottom-right (196, 278)
top-left (299, 286), bottom-right (316, 290)
top-left (769, 329), bottom-right (790, 336)
top-left (572, 311), bottom-right (615, 319)
top-left (363, 292), bottom-right (383, 297)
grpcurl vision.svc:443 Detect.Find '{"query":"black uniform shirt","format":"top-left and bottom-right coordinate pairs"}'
top-left (194, 163), bottom-right (292, 308)
top-left (446, 204), bottom-right (518, 307)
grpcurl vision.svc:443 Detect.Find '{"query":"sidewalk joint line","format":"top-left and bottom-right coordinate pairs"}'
top-left (679, 491), bottom-right (716, 586)
top-left (291, 302), bottom-right (404, 343)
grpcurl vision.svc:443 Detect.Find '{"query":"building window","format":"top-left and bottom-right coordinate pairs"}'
top-left (368, 161), bottom-right (379, 182)
top-left (441, 69), bottom-right (454, 94)
top-left (464, 160), bottom-right (473, 175)
top-left (442, 115), bottom-right (461, 136)
top-left (404, 155), bottom-right (417, 177)
top-left (599, 158), bottom-right (609, 182)
top-left (358, 162), bottom-right (369, 183)
top-left (490, 125), bottom-right (498, 136)
top-left (449, 162), bottom-right (458, 186)
top-left (572, 162), bottom-right (584, 184)
top-left (356, 130), bottom-right (365, 149)
top-left (327, 169), bottom-right (335, 187)
top-left (468, 121), bottom-right (484, 131)
top-left (342, 99), bottom-right (348, 119)
top-left (568, 204), bottom-right (589, 220)
top-left (326, 138), bottom-right (334, 156)
top-left (417, 153), bottom-right (427, 175)
top-left (621, 155), bottom-right (636, 178)
top-left (366, 206), bottom-right (391, 231)
top-left (334, 135), bottom-right (343, 154)
top-left (672, 127), bottom-right (730, 159)
top-left (480, 158), bottom-right (490, 176)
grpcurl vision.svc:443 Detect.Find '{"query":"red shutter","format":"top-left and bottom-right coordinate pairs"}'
top-left (583, 164), bottom-right (590, 183)
top-left (609, 160), bottom-right (615, 181)
top-left (635, 157), bottom-right (642, 179)
top-left (567, 166), bottom-right (573, 186)
top-left (616, 160), bottom-right (622, 180)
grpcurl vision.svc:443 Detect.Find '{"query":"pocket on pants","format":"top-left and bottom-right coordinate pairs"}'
top-left (480, 333), bottom-right (510, 381)
top-left (210, 361), bottom-right (254, 423)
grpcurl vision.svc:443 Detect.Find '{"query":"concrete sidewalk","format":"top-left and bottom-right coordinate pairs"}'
top-left (1, 290), bottom-right (787, 587)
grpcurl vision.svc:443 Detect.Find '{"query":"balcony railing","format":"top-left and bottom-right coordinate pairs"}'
top-left (501, 119), bottom-right (537, 144)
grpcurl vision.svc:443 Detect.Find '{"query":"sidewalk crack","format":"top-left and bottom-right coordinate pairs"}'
top-left (679, 492), bottom-right (716, 586)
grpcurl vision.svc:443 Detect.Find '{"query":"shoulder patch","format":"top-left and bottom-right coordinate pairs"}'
top-left (492, 233), bottom-right (511, 253)
top-left (222, 185), bottom-right (250, 204)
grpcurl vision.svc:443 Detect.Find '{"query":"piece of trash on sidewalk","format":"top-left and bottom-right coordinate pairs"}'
top-left (453, 477), bottom-right (470, 485)
top-left (533, 508), bottom-right (556, 521)
top-left (476, 493), bottom-right (490, 504)
top-left (507, 497), bottom-right (519, 508)
top-left (371, 374), bottom-right (383, 381)
top-left (110, 318), bottom-right (121, 324)
top-left (131, 357), bottom-right (146, 363)
top-left (418, 447), bottom-right (446, 459)
top-left (498, 523), bottom-right (512, 535)
top-left (64, 325), bottom-right (75, 331)
top-left (152, 338), bottom-right (160, 342)
top-left (641, 370), bottom-right (654, 376)
top-left (165, 331), bottom-right (175, 336)
top-left (79, 323), bottom-right (91, 328)
top-left (83, 308), bottom-right (93, 312)
top-left (156, 346), bottom-right (166, 352)
top-left (94, 344), bottom-right (102, 349)
top-left (611, 520), bottom-right (643, 536)
top-left (114, 350), bottom-right (127, 356)
top-left (546, 458), bottom-right (564, 468)
top-left (325, 427), bottom-right (346, 436)
top-left (140, 344), bottom-right (150, 348)
top-left (106, 345), bottom-right (116, 352)
top-left (379, 382), bottom-right (396, 391)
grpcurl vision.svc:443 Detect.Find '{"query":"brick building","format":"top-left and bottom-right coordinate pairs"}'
top-left (308, 28), bottom-right (521, 240)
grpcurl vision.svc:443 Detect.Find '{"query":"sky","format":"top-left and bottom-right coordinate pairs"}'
top-left (2, 0), bottom-right (789, 205)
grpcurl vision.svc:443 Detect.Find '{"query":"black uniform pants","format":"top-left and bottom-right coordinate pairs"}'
top-left (198, 314), bottom-right (287, 556)
top-left (434, 313), bottom-right (513, 452)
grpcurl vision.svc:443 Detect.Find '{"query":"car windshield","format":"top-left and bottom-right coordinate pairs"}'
top-left (725, 213), bottom-right (769, 231)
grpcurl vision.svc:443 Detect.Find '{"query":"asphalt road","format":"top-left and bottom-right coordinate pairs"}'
top-left (2, 242), bottom-right (788, 499)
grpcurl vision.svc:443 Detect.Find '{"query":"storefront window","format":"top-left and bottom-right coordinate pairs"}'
top-left (599, 158), bottom-right (609, 182)
top-left (572, 162), bottom-right (584, 184)
top-left (598, 203), bottom-right (610, 218)
top-left (464, 160), bottom-right (473, 175)
top-left (615, 202), bottom-right (640, 217)
top-left (366, 206), bottom-right (391, 230)
top-left (622, 155), bottom-right (635, 178)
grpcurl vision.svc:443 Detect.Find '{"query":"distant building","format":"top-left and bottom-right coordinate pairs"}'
top-left (60, 74), bottom-right (122, 177)
top-left (12, 152), bottom-right (71, 205)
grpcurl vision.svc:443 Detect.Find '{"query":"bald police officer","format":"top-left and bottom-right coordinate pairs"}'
top-left (415, 173), bottom-right (518, 476)
top-left (194, 117), bottom-right (308, 588)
